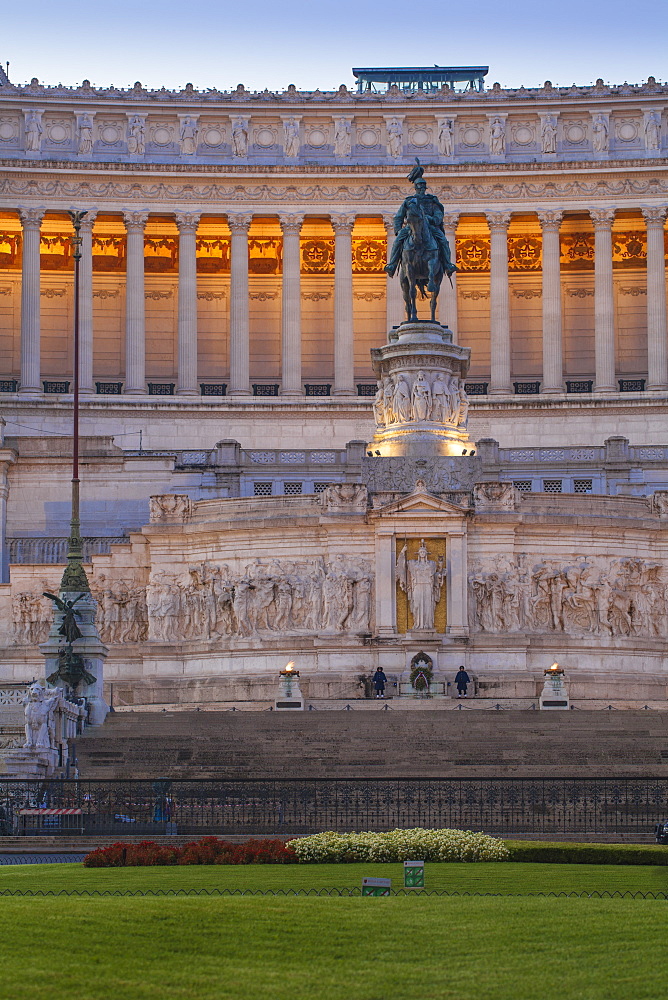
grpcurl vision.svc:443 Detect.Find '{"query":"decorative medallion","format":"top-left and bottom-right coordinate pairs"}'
top-left (461, 125), bottom-right (482, 147)
top-left (46, 122), bottom-right (69, 143)
top-left (615, 119), bottom-right (639, 142)
top-left (0, 119), bottom-right (17, 141)
top-left (409, 128), bottom-right (430, 148)
top-left (512, 124), bottom-right (535, 146)
top-left (564, 121), bottom-right (586, 144)
top-left (202, 127), bottom-right (224, 147)
top-left (99, 124), bottom-right (120, 144)
top-left (254, 127), bottom-right (276, 148)
top-left (358, 127), bottom-right (379, 148)
top-left (306, 128), bottom-right (327, 148)
top-left (152, 126), bottom-right (173, 146)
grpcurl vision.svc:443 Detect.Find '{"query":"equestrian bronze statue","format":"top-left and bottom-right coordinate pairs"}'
top-left (384, 159), bottom-right (457, 323)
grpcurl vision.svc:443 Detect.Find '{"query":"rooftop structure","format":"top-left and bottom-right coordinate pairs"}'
top-left (352, 65), bottom-right (489, 93)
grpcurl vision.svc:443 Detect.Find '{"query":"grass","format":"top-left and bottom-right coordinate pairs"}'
top-left (1, 860), bottom-right (667, 895)
top-left (0, 895), bottom-right (666, 1000)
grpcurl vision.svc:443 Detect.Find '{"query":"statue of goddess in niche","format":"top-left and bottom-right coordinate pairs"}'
top-left (397, 539), bottom-right (445, 630)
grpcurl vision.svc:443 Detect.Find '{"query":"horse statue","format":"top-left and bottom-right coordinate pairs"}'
top-left (384, 159), bottom-right (456, 324)
top-left (399, 197), bottom-right (444, 323)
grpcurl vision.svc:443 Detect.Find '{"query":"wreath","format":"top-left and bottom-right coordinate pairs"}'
top-left (410, 656), bottom-right (433, 692)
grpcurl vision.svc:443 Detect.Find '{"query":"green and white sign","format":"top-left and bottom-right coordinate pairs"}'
top-left (362, 877), bottom-right (392, 896)
top-left (403, 860), bottom-right (425, 888)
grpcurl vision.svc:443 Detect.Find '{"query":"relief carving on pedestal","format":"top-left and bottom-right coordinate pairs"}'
top-left (472, 483), bottom-right (518, 511)
top-left (149, 494), bottom-right (194, 521)
top-left (145, 556), bottom-right (373, 642)
top-left (319, 484), bottom-right (368, 513)
top-left (373, 371), bottom-right (469, 432)
top-left (11, 590), bottom-right (52, 645)
top-left (469, 554), bottom-right (666, 638)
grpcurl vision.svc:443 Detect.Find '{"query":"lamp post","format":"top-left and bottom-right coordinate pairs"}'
top-left (61, 209), bottom-right (89, 594)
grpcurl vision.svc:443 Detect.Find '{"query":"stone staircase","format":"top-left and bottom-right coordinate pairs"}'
top-left (72, 708), bottom-right (668, 779)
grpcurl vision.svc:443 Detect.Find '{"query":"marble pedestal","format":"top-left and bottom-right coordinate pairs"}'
top-left (275, 667), bottom-right (304, 710)
top-left (369, 321), bottom-right (474, 458)
top-left (539, 669), bottom-right (570, 710)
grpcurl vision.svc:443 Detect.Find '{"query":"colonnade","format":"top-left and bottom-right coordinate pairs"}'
top-left (12, 205), bottom-right (668, 397)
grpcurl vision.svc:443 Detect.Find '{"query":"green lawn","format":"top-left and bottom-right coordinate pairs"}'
top-left (0, 895), bottom-right (666, 1000)
top-left (1, 860), bottom-right (667, 895)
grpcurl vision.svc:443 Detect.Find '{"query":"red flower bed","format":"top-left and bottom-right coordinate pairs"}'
top-left (83, 837), bottom-right (297, 867)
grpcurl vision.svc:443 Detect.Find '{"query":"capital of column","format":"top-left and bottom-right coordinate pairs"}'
top-left (331, 213), bottom-right (356, 233)
top-left (175, 212), bottom-right (200, 234)
top-left (18, 206), bottom-right (45, 229)
top-left (536, 210), bottom-right (563, 232)
top-left (441, 212), bottom-right (459, 230)
top-left (77, 210), bottom-right (98, 233)
top-left (641, 206), bottom-right (667, 228)
top-left (382, 213), bottom-right (396, 232)
top-left (123, 211), bottom-right (149, 233)
top-left (589, 207), bottom-right (616, 230)
top-left (278, 213), bottom-right (304, 236)
top-left (486, 211), bottom-right (511, 232)
top-left (227, 213), bottom-right (253, 234)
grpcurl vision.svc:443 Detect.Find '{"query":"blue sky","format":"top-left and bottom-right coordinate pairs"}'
top-left (3, 0), bottom-right (666, 92)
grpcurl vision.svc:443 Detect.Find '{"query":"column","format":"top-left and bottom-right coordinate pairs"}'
top-left (123, 211), bottom-right (148, 395)
top-left (175, 212), bottom-right (200, 396)
top-left (18, 206), bottom-right (45, 396)
top-left (0, 438), bottom-right (17, 583)
top-left (486, 212), bottom-right (512, 394)
top-left (642, 207), bottom-right (668, 390)
top-left (383, 213), bottom-right (404, 329)
top-left (279, 213), bottom-right (303, 396)
top-left (228, 213), bottom-right (252, 395)
top-left (78, 211), bottom-right (97, 396)
top-left (332, 213), bottom-right (355, 395)
top-left (445, 531), bottom-right (468, 637)
top-left (537, 210), bottom-right (563, 393)
top-left (590, 208), bottom-right (616, 394)
top-left (374, 531), bottom-right (396, 636)
top-left (439, 212), bottom-right (459, 338)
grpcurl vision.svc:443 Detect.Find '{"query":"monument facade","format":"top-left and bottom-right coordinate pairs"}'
top-left (0, 66), bottom-right (666, 710)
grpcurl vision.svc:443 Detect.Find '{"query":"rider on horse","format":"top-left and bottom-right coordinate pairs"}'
top-left (384, 159), bottom-right (457, 293)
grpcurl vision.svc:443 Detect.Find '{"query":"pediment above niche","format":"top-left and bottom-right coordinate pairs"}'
top-left (371, 479), bottom-right (469, 517)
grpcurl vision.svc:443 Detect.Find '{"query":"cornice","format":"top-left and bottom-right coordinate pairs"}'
top-left (0, 165), bottom-right (667, 212)
top-left (1, 79), bottom-right (667, 115)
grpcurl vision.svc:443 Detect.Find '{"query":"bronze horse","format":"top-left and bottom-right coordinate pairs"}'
top-left (398, 198), bottom-right (444, 323)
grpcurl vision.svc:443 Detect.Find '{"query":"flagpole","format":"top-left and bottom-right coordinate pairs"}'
top-left (61, 210), bottom-right (89, 594)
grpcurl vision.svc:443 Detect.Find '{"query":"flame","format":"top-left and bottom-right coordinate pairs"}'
top-left (285, 661), bottom-right (295, 673)
top-left (549, 662), bottom-right (559, 672)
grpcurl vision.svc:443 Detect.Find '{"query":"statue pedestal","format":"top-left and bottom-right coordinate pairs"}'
top-left (2, 748), bottom-right (55, 779)
top-left (369, 322), bottom-right (474, 458)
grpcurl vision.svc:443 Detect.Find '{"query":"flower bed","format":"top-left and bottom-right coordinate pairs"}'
top-left (288, 828), bottom-right (510, 863)
top-left (83, 837), bottom-right (297, 867)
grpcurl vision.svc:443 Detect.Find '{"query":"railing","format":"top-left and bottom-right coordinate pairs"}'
top-left (0, 777), bottom-right (665, 837)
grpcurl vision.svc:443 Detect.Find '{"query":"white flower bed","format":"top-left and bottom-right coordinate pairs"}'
top-left (289, 828), bottom-right (510, 863)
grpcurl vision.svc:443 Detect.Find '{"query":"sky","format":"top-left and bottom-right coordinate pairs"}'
top-left (2, 0), bottom-right (667, 93)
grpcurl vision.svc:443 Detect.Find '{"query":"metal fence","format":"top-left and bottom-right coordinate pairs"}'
top-left (0, 777), bottom-right (666, 838)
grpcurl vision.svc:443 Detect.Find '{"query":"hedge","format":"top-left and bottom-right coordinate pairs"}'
top-left (289, 829), bottom-right (510, 863)
top-left (83, 837), bottom-right (297, 867)
top-left (504, 840), bottom-right (668, 865)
